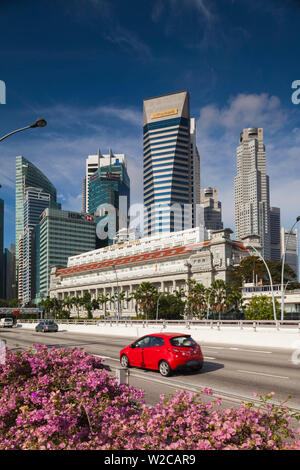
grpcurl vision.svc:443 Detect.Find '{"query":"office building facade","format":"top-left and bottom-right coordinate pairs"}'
top-left (88, 160), bottom-right (130, 247)
top-left (15, 156), bottom-right (60, 274)
top-left (270, 207), bottom-right (281, 262)
top-left (234, 128), bottom-right (271, 260)
top-left (22, 187), bottom-right (52, 305)
top-left (143, 91), bottom-right (200, 236)
top-left (83, 149), bottom-right (127, 214)
top-left (4, 245), bottom-right (16, 300)
top-left (0, 198), bottom-right (4, 298)
top-left (200, 187), bottom-right (223, 233)
top-left (39, 208), bottom-right (96, 299)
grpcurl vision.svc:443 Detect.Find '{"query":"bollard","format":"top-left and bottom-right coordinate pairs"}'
top-left (253, 321), bottom-right (256, 332)
top-left (210, 321), bottom-right (213, 329)
top-left (276, 321), bottom-right (280, 331)
top-left (0, 339), bottom-right (6, 365)
top-left (116, 367), bottom-right (128, 385)
top-left (217, 321), bottom-right (220, 331)
top-left (240, 321), bottom-right (243, 330)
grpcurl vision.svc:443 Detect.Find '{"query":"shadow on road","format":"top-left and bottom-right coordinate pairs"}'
top-left (173, 361), bottom-right (224, 377)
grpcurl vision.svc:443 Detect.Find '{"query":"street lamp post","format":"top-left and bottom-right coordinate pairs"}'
top-left (206, 288), bottom-right (216, 320)
top-left (247, 243), bottom-right (277, 321)
top-left (280, 217), bottom-right (300, 321)
top-left (113, 265), bottom-right (120, 321)
top-left (0, 118), bottom-right (47, 142)
top-left (156, 292), bottom-right (164, 323)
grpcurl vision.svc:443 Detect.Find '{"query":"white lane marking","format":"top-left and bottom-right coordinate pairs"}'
top-left (93, 354), bottom-right (117, 360)
top-left (204, 346), bottom-right (272, 354)
top-left (94, 354), bottom-right (216, 362)
top-left (237, 369), bottom-right (289, 379)
top-left (230, 347), bottom-right (272, 354)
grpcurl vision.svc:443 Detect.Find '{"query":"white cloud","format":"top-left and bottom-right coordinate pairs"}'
top-left (198, 93), bottom-right (287, 133)
top-left (196, 92), bottom-right (299, 232)
top-left (103, 28), bottom-right (152, 59)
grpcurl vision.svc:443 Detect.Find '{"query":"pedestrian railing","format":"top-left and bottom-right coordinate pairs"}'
top-left (18, 318), bottom-right (300, 331)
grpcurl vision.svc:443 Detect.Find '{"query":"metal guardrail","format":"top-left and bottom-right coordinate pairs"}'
top-left (18, 318), bottom-right (300, 331)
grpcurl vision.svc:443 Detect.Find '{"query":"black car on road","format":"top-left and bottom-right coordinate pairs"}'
top-left (35, 320), bottom-right (58, 333)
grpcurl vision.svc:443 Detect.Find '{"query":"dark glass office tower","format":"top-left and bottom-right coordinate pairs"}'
top-left (88, 160), bottom-right (130, 247)
top-left (0, 198), bottom-right (4, 298)
top-left (15, 156), bottom-right (60, 272)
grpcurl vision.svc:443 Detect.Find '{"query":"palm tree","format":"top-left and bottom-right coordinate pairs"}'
top-left (81, 292), bottom-right (97, 319)
top-left (186, 280), bottom-right (207, 319)
top-left (132, 282), bottom-right (158, 320)
top-left (63, 296), bottom-right (73, 318)
top-left (210, 280), bottom-right (229, 320)
top-left (97, 293), bottom-right (110, 317)
top-left (227, 286), bottom-right (244, 316)
top-left (71, 295), bottom-right (82, 320)
top-left (39, 297), bottom-right (54, 318)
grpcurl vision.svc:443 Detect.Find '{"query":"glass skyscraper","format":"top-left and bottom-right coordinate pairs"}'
top-left (88, 160), bottom-right (130, 247)
top-left (143, 91), bottom-right (200, 236)
top-left (0, 198), bottom-right (4, 298)
top-left (15, 156), bottom-right (60, 273)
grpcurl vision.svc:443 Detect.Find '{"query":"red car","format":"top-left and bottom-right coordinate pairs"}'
top-left (119, 333), bottom-right (203, 377)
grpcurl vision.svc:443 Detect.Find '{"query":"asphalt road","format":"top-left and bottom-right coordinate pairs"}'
top-left (1, 325), bottom-right (300, 410)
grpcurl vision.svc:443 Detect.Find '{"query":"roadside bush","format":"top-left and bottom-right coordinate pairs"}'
top-left (0, 346), bottom-right (299, 450)
top-left (245, 295), bottom-right (281, 320)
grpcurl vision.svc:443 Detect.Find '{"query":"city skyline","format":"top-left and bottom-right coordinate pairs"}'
top-left (0, 0), bottom-right (300, 252)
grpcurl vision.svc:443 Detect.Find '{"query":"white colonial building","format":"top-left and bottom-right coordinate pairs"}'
top-left (50, 227), bottom-right (254, 317)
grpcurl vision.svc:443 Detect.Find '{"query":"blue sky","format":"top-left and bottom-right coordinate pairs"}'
top-left (0, 0), bottom-right (300, 249)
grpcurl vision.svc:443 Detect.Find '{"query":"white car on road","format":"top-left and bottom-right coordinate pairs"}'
top-left (0, 317), bottom-right (14, 328)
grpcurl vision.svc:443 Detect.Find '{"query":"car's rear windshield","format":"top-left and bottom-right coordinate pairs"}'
top-left (169, 336), bottom-right (197, 347)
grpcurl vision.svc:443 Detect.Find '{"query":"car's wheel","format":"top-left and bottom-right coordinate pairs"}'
top-left (120, 354), bottom-right (130, 368)
top-left (159, 360), bottom-right (172, 377)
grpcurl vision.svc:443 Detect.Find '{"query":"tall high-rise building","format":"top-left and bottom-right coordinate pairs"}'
top-left (0, 198), bottom-right (4, 298)
top-left (143, 91), bottom-right (200, 236)
top-left (22, 187), bottom-right (52, 305)
top-left (200, 187), bottom-right (223, 233)
top-left (281, 227), bottom-right (299, 281)
top-left (270, 207), bottom-right (281, 262)
top-left (15, 156), bottom-right (60, 275)
top-left (4, 245), bottom-right (16, 300)
top-left (234, 128), bottom-right (271, 260)
top-left (88, 159), bottom-right (130, 247)
top-left (83, 149), bottom-right (127, 214)
top-left (39, 208), bottom-right (96, 299)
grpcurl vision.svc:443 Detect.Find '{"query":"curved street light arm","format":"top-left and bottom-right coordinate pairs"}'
top-left (0, 125), bottom-right (32, 142)
top-left (0, 119), bottom-right (47, 142)
top-left (247, 244), bottom-right (277, 321)
top-left (280, 219), bottom-right (300, 321)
